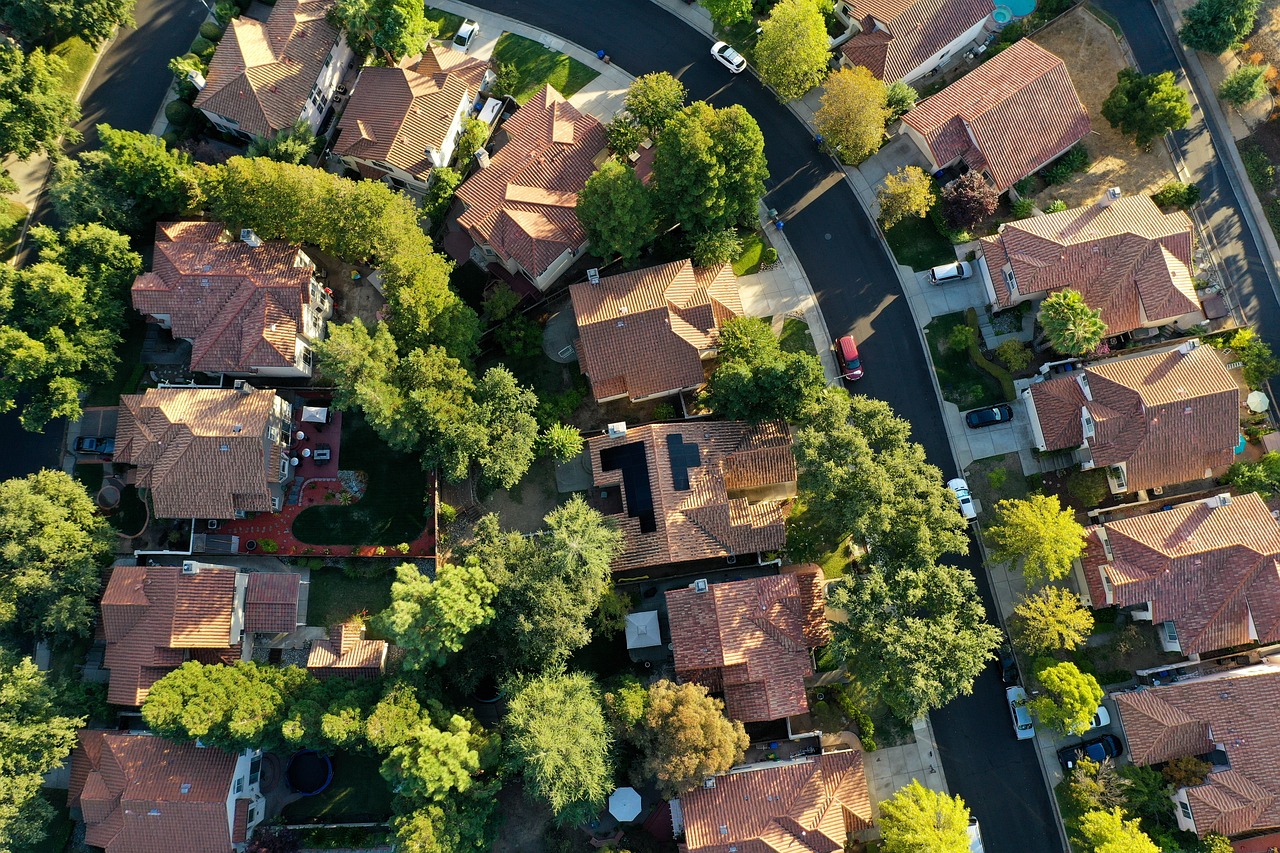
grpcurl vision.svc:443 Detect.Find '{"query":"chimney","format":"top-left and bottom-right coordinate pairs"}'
top-left (474, 148), bottom-right (490, 168)
top-left (233, 379), bottom-right (251, 394)
top-left (694, 578), bottom-right (709, 593)
top-left (1099, 187), bottom-right (1121, 208)
top-left (1177, 340), bottom-right (1197, 356)
top-left (606, 421), bottom-right (627, 438)
top-left (188, 70), bottom-right (207, 91)
top-left (240, 229), bottom-right (263, 248)
top-left (181, 561), bottom-right (199, 575)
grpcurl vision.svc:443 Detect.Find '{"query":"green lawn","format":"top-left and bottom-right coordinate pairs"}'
top-left (306, 567), bottom-right (394, 628)
top-left (292, 415), bottom-right (431, 546)
top-left (52, 36), bottom-right (96, 96)
top-left (784, 499), bottom-right (850, 579)
top-left (777, 316), bottom-right (817, 357)
top-left (85, 315), bottom-right (147, 407)
top-left (733, 231), bottom-right (765, 276)
top-left (490, 32), bottom-right (599, 104)
top-left (923, 312), bottom-right (1006, 410)
top-left (282, 753), bottom-right (393, 820)
top-left (424, 6), bottom-right (465, 39)
top-left (0, 199), bottom-right (27, 262)
top-left (882, 214), bottom-right (955, 271)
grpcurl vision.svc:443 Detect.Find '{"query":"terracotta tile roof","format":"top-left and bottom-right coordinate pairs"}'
top-left (980, 195), bottom-right (1199, 332)
top-left (307, 621), bottom-right (388, 678)
top-left (68, 730), bottom-right (240, 853)
top-left (101, 564), bottom-right (241, 706)
top-left (1081, 493), bottom-right (1280, 656)
top-left (1028, 345), bottom-right (1239, 492)
top-left (454, 85), bottom-right (607, 280)
top-left (901, 39), bottom-right (1090, 190)
top-left (132, 222), bottom-right (319, 374)
top-left (1114, 661), bottom-right (1280, 837)
top-left (334, 49), bottom-right (480, 181)
top-left (243, 572), bottom-right (300, 633)
top-left (666, 567), bottom-right (828, 722)
top-left (586, 421), bottom-right (796, 572)
top-left (412, 43), bottom-right (488, 92)
top-left (839, 0), bottom-right (994, 82)
top-left (115, 386), bottom-right (287, 520)
top-left (193, 0), bottom-right (342, 138)
top-left (680, 751), bottom-right (872, 853)
top-left (570, 260), bottom-right (743, 401)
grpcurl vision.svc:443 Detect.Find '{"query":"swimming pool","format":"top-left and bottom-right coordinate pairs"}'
top-left (1005, 0), bottom-right (1037, 16)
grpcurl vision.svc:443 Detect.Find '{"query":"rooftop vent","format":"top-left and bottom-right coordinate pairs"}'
top-left (719, 825), bottom-right (729, 836)
top-left (607, 421), bottom-right (627, 439)
top-left (218, 444), bottom-right (230, 452)
top-left (180, 783), bottom-right (192, 794)
top-left (1178, 340), bottom-right (1197, 356)
top-left (704, 778), bottom-right (716, 789)
top-left (181, 561), bottom-right (199, 575)
top-left (474, 148), bottom-right (490, 168)
top-left (234, 379), bottom-right (251, 394)
top-left (232, 424), bottom-right (243, 433)
top-left (694, 578), bottom-right (709, 593)
top-left (240, 229), bottom-right (263, 248)
top-left (1099, 187), bottom-right (1121, 208)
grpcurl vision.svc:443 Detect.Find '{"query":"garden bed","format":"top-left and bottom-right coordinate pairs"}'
top-left (923, 312), bottom-right (1008, 409)
top-left (490, 32), bottom-right (599, 104)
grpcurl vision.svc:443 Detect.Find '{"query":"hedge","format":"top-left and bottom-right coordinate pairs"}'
top-left (191, 36), bottom-right (217, 60)
top-left (199, 21), bottom-right (224, 41)
top-left (965, 307), bottom-right (1016, 402)
top-left (165, 99), bottom-right (194, 126)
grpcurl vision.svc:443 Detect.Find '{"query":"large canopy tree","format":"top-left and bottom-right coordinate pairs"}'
top-left (623, 72), bottom-right (687, 138)
top-left (815, 67), bottom-right (890, 165)
top-left (329, 0), bottom-right (437, 64)
top-left (576, 159), bottom-right (656, 265)
top-left (376, 561), bottom-right (497, 669)
top-left (631, 680), bottom-right (748, 797)
top-left (0, 43), bottom-right (81, 192)
top-left (0, 0), bottom-right (135, 47)
top-left (755, 0), bottom-right (831, 101)
top-left (878, 781), bottom-right (971, 853)
top-left (702, 316), bottom-right (829, 424)
top-left (986, 494), bottom-right (1087, 583)
top-left (1101, 69), bottom-right (1191, 149)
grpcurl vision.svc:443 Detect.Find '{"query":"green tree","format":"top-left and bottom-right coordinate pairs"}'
top-left (0, 0), bottom-right (135, 47)
top-left (1220, 64), bottom-right (1269, 105)
top-left (0, 44), bottom-right (81, 189)
top-left (454, 117), bottom-right (489, 163)
top-left (756, 0), bottom-right (831, 101)
top-left (390, 792), bottom-right (499, 853)
top-left (329, 0), bottom-right (437, 64)
top-left (940, 170), bottom-right (999, 232)
top-left (605, 113), bottom-right (644, 156)
top-left (1224, 450), bottom-right (1280, 497)
top-left (28, 222), bottom-right (142, 304)
top-left (631, 680), bottom-right (748, 797)
top-left (1161, 754), bottom-right (1212, 788)
top-left (652, 101), bottom-right (768, 238)
top-left (878, 780), bottom-right (971, 853)
top-left (885, 79), bottom-right (917, 119)
top-left (1151, 181), bottom-right (1202, 210)
top-left (878, 165), bottom-right (936, 228)
top-left (1226, 327), bottom-right (1280, 388)
top-left (987, 494), bottom-right (1086, 583)
top-left (539, 422), bottom-right (585, 463)
top-left (376, 562), bottom-right (498, 669)
top-left (815, 66), bottom-right (890, 164)
top-left (1010, 586), bottom-right (1094, 656)
top-left (624, 72), bottom-right (687, 137)
top-left (702, 316), bottom-right (827, 423)
top-left (279, 678), bottom-right (379, 751)
top-left (381, 708), bottom-right (493, 802)
top-left (1102, 69), bottom-right (1191, 148)
top-left (422, 166), bottom-right (463, 228)
top-left (472, 366), bottom-right (541, 492)
top-left (505, 672), bottom-right (613, 825)
top-left (1039, 288), bottom-right (1107, 355)
top-left (247, 119), bottom-right (316, 165)
top-left (1180, 0), bottom-right (1261, 54)
top-left (701, 0), bottom-right (752, 26)
top-left (689, 227), bottom-right (743, 266)
top-left (995, 339), bottom-right (1032, 371)
top-left (1077, 808), bottom-right (1161, 853)
top-left (1029, 661), bottom-right (1103, 735)
top-left (0, 470), bottom-right (112, 638)
top-left (576, 159), bottom-right (656, 264)
top-left (1061, 758), bottom-right (1130, 817)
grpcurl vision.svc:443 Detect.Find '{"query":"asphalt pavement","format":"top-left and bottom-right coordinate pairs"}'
top-left (478, 1), bottom-right (1061, 850)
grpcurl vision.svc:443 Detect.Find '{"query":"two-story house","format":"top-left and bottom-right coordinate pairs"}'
top-left (837, 0), bottom-right (995, 84)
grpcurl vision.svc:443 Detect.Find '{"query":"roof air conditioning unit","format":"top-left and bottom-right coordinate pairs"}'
top-left (704, 778), bottom-right (716, 789)
top-left (233, 379), bottom-right (250, 394)
top-left (694, 578), bottom-right (709, 593)
top-left (607, 421), bottom-right (627, 438)
top-left (474, 148), bottom-right (490, 168)
top-left (587, 268), bottom-right (601, 285)
top-left (1099, 186), bottom-right (1121, 207)
top-left (1177, 340), bottom-right (1197, 355)
top-left (1206, 493), bottom-right (1232, 509)
top-left (188, 70), bottom-right (207, 91)
top-left (240, 229), bottom-right (263, 248)
top-left (181, 562), bottom-right (199, 575)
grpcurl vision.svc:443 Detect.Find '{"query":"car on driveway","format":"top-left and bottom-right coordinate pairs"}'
top-left (1007, 685), bottom-right (1034, 740)
top-left (710, 41), bottom-right (747, 73)
top-left (965, 404), bottom-right (1014, 429)
top-left (1057, 734), bottom-right (1124, 771)
top-left (452, 20), bottom-right (478, 52)
top-left (1088, 706), bottom-right (1111, 731)
top-left (835, 335), bottom-right (863, 381)
top-left (929, 260), bottom-right (973, 284)
top-left (948, 477), bottom-right (977, 520)
top-left (74, 436), bottom-right (115, 455)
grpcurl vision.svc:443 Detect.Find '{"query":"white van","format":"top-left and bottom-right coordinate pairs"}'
top-left (929, 260), bottom-right (973, 284)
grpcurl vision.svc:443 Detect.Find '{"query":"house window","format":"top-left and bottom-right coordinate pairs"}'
top-left (1003, 267), bottom-right (1017, 296)
top-left (249, 755), bottom-right (261, 786)
top-left (1179, 800), bottom-right (1193, 820)
top-left (272, 495), bottom-right (283, 511)
top-left (247, 804), bottom-right (258, 825)
top-left (279, 456), bottom-right (289, 478)
top-left (1164, 622), bottom-right (1179, 643)
top-left (234, 778), bottom-right (244, 795)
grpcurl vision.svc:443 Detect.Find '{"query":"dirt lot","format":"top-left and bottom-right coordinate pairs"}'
top-left (1030, 6), bottom-right (1177, 208)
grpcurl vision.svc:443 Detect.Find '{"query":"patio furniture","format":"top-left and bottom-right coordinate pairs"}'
top-left (296, 430), bottom-right (306, 441)
top-left (314, 444), bottom-right (332, 465)
top-left (302, 448), bottom-right (312, 458)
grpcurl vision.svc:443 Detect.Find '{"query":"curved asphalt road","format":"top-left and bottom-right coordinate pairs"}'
top-left (480, 1), bottom-right (1060, 850)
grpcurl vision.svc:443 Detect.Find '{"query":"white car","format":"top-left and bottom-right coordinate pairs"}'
top-left (968, 818), bottom-right (986, 853)
top-left (452, 20), bottom-right (478, 52)
top-left (929, 260), bottom-right (974, 284)
top-left (1007, 685), bottom-right (1035, 740)
top-left (710, 41), bottom-right (747, 73)
top-left (1089, 705), bottom-right (1111, 731)
top-left (948, 477), bottom-right (977, 520)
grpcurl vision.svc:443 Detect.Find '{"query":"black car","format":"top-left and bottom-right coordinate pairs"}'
top-left (997, 643), bottom-right (1018, 684)
top-left (1057, 734), bottom-right (1124, 771)
top-left (965, 404), bottom-right (1014, 429)
top-left (74, 436), bottom-right (115, 455)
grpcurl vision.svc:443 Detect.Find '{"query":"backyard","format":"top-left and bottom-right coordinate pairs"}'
top-left (490, 32), bottom-right (599, 104)
top-left (281, 752), bottom-right (392, 821)
top-left (305, 566), bottom-right (395, 629)
top-left (84, 316), bottom-right (147, 407)
top-left (923, 312), bottom-right (1008, 409)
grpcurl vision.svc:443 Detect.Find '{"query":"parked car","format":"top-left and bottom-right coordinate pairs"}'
top-left (948, 477), bottom-right (977, 520)
top-left (1057, 734), bottom-right (1124, 771)
top-left (965, 404), bottom-right (1014, 429)
top-left (997, 642), bottom-right (1018, 684)
top-left (1007, 685), bottom-right (1035, 740)
top-left (1088, 705), bottom-right (1111, 731)
top-left (74, 436), bottom-right (115, 455)
top-left (929, 260), bottom-right (973, 284)
top-left (710, 41), bottom-right (747, 73)
top-left (835, 335), bottom-right (864, 381)
top-left (968, 818), bottom-right (986, 853)
top-left (452, 20), bottom-right (478, 52)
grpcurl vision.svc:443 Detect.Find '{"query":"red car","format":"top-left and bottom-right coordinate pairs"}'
top-left (836, 335), bottom-right (863, 381)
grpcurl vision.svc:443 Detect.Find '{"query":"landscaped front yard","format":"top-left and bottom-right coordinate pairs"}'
top-left (424, 6), bottom-right (465, 39)
top-left (923, 312), bottom-right (1009, 409)
top-left (490, 32), bottom-right (599, 104)
top-left (882, 214), bottom-right (955, 271)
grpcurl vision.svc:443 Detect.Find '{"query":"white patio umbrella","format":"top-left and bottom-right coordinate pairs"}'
top-left (625, 611), bottom-right (662, 649)
top-left (1248, 390), bottom-right (1270, 413)
top-left (609, 786), bottom-right (642, 822)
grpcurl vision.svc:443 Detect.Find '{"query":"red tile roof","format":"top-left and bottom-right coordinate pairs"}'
top-left (980, 195), bottom-right (1199, 333)
top-left (570, 260), bottom-right (743, 401)
top-left (243, 572), bottom-right (300, 633)
top-left (115, 386), bottom-right (287, 520)
top-left (1081, 493), bottom-right (1280, 656)
top-left (586, 421), bottom-right (796, 572)
top-left (666, 567), bottom-right (829, 722)
top-left (840, 0), bottom-right (994, 82)
top-left (1114, 661), bottom-right (1280, 837)
top-left (1027, 344), bottom-right (1239, 492)
top-left (68, 730), bottom-right (241, 853)
top-left (193, 0), bottom-right (342, 138)
top-left (680, 751), bottom-right (872, 853)
top-left (453, 85), bottom-right (607, 281)
top-left (901, 39), bottom-right (1090, 190)
top-left (307, 621), bottom-right (388, 678)
top-left (132, 222), bottom-right (319, 374)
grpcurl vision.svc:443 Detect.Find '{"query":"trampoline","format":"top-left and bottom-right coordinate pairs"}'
top-left (285, 750), bottom-right (334, 796)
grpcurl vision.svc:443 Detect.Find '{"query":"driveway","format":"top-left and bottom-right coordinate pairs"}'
top-left (859, 133), bottom-right (933, 190)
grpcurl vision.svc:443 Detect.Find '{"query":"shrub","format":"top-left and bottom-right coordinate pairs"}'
top-left (1013, 176), bottom-right (1035, 195)
top-left (165, 100), bottom-right (194, 126)
top-left (1220, 64), bottom-right (1269, 106)
top-left (191, 36), bottom-right (217, 60)
top-left (988, 468), bottom-right (1008, 491)
top-left (1040, 144), bottom-right (1090, 185)
top-left (257, 538), bottom-right (279, 553)
top-left (690, 228), bottom-right (743, 267)
top-left (1152, 181), bottom-right (1202, 210)
top-left (1045, 199), bottom-right (1068, 213)
top-left (438, 501), bottom-right (457, 527)
top-left (1240, 142), bottom-right (1275, 192)
top-left (965, 309), bottom-right (1016, 401)
top-left (1065, 468), bottom-right (1109, 507)
top-left (199, 21), bottom-right (225, 41)
top-left (941, 171), bottom-right (999, 232)
top-left (214, 0), bottom-right (237, 24)
top-left (1162, 755), bottom-right (1211, 788)
top-left (995, 339), bottom-right (1032, 371)
top-left (652, 402), bottom-right (677, 420)
top-left (762, 246), bottom-right (778, 265)
top-left (1012, 197), bottom-right (1036, 218)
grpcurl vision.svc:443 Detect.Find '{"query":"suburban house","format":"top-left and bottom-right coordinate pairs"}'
top-left (69, 730), bottom-right (266, 853)
top-left (100, 562), bottom-right (301, 706)
top-left (1079, 493), bottom-right (1280, 659)
top-left (585, 421), bottom-right (796, 572)
top-left (131, 221), bottom-right (333, 378)
top-left (307, 620), bottom-right (389, 678)
top-left (900, 38), bottom-right (1090, 191)
top-left (676, 751), bottom-right (873, 853)
top-left (979, 193), bottom-right (1203, 336)
top-left (665, 566), bottom-right (829, 723)
top-left (569, 259), bottom-right (743, 403)
top-left (115, 385), bottom-right (296, 519)
top-left (448, 84), bottom-right (608, 291)
top-left (837, 0), bottom-right (995, 84)
top-left (1024, 342), bottom-right (1240, 494)
top-left (1113, 658), bottom-right (1280, 838)
top-left (193, 0), bottom-right (353, 141)
top-left (333, 46), bottom-right (489, 192)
